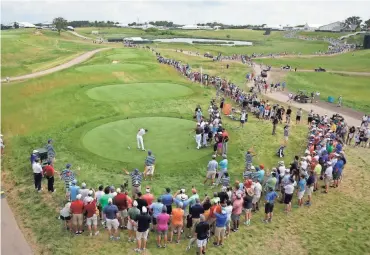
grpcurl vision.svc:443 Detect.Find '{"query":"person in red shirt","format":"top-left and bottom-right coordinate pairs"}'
top-left (142, 186), bottom-right (154, 206)
top-left (70, 194), bottom-right (84, 235)
top-left (113, 188), bottom-right (128, 228)
top-left (84, 197), bottom-right (99, 236)
top-left (43, 160), bottom-right (57, 192)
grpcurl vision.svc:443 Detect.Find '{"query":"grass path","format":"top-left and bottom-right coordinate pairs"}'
top-left (1, 48), bottom-right (110, 82)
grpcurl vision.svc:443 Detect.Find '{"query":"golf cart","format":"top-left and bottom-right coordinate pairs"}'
top-left (281, 65), bottom-right (291, 70)
top-left (261, 70), bottom-right (268, 78)
top-left (263, 66), bottom-right (271, 72)
top-left (293, 90), bottom-right (310, 103)
top-left (314, 67), bottom-right (326, 72)
top-left (204, 52), bottom-right (213, 58)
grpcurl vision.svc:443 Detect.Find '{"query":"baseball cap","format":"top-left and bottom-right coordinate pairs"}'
top-left (48, 139), bottom-right (53, 143)
top-left (87, 197), bottom-right (93, 203)
top-left (108, 198), bottom-right (113, 204)
top-left (81, 182), bottom-right (86, 188)
top-left (142, 206), bottom-right (148, 213)
top-left (145, 187), bottom-right (151, 193)
top-left (76, 194), bottom-right (82, 200)
top-left (116, 188), bottom-right (121, 193)
top-left (66, 163), bottom-right (72, 168)
top-left (259, 164), bottom-right (264, 169)
top-left (133, 200), bottom-right (138, 207)
top-left (191, 188), bottom-right (197, 194)
top-left (180, 188), bottom-right (186, 193)
top-left (236, 193), bottom-right (242, 199)
top-left (32, 150), bottom-right (38, 154)
top-left (72, 179), bottom-right (77, 184)
top-left (221, 210), bottom-right (227, 215)
top-left (88, 190), bottom-right (93, 195)
top-left (251, 166), bottom-right (255, 170)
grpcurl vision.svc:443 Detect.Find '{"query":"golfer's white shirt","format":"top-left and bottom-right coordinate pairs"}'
top-left (137, 128), bottom-right (146, 137)
top-left (32, 162), bottom-right (43, 174)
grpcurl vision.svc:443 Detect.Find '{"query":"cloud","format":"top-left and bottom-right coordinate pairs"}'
top-left (1, 1), bottom-right (369, 25)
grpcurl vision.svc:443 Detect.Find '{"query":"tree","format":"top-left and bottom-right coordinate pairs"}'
top-left (226, 34), bottom-right (230, 39)
top-left (14, 22), bottom-right (19, 29)
top-left (53, 17), bottom-right (67, 34)
top-left (344, 16), bottom-right (362, 28)
top-left (364, 19), bottom-right (370, 29)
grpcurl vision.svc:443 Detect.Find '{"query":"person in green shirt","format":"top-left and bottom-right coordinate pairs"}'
top-left (265, 172), bottom-right (277, 192)
top-left (127, 200), bottom-right (140, 242)
top-left (99, 186), bottom-right (111, 213)
top-left (326, 142), bottom-right (334, 154)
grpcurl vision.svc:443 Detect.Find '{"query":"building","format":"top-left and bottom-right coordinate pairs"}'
top-left (5, 21), bottom-right (35, 28)
top-left (181, 24), bottom-right (200, 30)
top-left (317, 21), bottom-right (357, 32)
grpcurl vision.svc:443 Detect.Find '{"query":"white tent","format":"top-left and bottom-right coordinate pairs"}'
top-left (18, 22), bottom-right (36, 28)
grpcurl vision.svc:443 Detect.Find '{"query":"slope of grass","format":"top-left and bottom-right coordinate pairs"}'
top-left (1, 29), bottom-right (103, 77)
top-left (286, 72), bottom-right (370, 112)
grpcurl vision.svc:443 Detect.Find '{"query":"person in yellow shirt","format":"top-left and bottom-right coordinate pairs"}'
top-left (330, 122), bottom-right (337, 132)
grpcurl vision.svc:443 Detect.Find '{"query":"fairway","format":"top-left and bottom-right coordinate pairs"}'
top-left (86, 82), bottom-right (193, 101)
top-left (75, 63), bottom-right (147, 73)
top-left (82, 117), bottom-right (211, 164)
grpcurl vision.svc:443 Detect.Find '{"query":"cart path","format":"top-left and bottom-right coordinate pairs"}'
top-left (67, 30), bottom-right (92, 40)
top-left (247, 65), bottom-right (363, 127)
top-left (1, 48), bottom-right (110, 83)
top-left (1, 197), bottom-right (33, 254)
top-left (172, 50), bottom-right (370, 76)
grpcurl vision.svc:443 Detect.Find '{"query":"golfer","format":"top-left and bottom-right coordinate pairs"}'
top-left (195, 123), bottom-right (202, 150)
top-left (143, 150), bottom-right (155, 181)
top-left (137, 128), bottom-right (148, 151)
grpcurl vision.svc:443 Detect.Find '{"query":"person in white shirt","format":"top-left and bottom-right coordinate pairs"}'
top-left (137, 128), bottom-right (147, 151)
top-left (32, 158), bottom-right (43, 192)
top-left (240, 110), bottom-right (247, 128)
top-left (283, 179), bottom-right (295, 213)
top-left (324, 162), bottom-right (333, 193)
top-left (252, 179), bottom-right (262, 211)
top-left (0, 134), bottom-right (4, 155)
top-left (224, 200), bottom-right (233, 237)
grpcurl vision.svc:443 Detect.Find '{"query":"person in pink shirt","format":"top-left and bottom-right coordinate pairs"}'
top-left (231, 193), bottom-right (243, 232)
top-left (156, 206), bottom-right (170, 248)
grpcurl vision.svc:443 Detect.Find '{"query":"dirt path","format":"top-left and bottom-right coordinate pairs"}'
top-left (1, 197), bottom-right (33, 254)
top-left (248, 65), bottom-right (363, 127)
top-left (1, 48), bottom-right (110, 83)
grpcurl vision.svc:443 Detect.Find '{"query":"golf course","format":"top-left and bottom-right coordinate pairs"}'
top-left (1, 25), bottom-right (370, 255)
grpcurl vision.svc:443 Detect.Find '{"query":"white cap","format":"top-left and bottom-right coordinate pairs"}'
top-left (142, 206), bottom-right (148, 213)
top-left (145, 188), bottom-right (150, 193)
top-left (285, 168), bottom-right (290, 173)
top-left (88, 190), bottom-right (93, 195)
top-left (33, 150), bottom-right (38, 153)
top-left (108, 198), bottom-right (113, 204)
top-left (81, 182), bottom-right (86, 188)
top-left (116, 188), bottom-right (121, 193)
top-left (76, 194), bottom-right (82, 200)
top-left (180, 188), bottom-right (186, 193)
top-left (133, 200), bottom-right (138, 207)
top-left (251, 166), bottom-right (255, 170)
top-left (87, 197), bottom-right (94, 203)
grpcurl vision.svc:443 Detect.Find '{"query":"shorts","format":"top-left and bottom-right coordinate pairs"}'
top-left (86, 214), bottom-right (98, 226)
top-left (225, 219), bottom-right (231, 228)
top-left (296, 116), bottom-right (301, 121)
top-left (132, 185), bottom-right (141, 196)
top-left (197, 239), bottom-right (208, 248)
top-left (297, 191), bottom-right (305, 200)
top-left (136, 230), bottom-right (149, 240)
top-left (252, 195), bottom-right (261, 204)
top-left (231, 214), bottom-right (240, 221)
top-left (171, 223), bottom-right (183, 231)
top-left (284, 193), bottom-right (293, 204)
top-left (207, 171), bottom-right (216, 179)
top-left (324, 176), bottom-right (332, 185)
top-left (166, 205), bottom-right (172, 215)
top-left (152, 217), bottom-right (157, 225)
top-left (120, 209), bottom-right (128, 218)
top-left (127, 220), bottom-right (137, 231)
top-left (106, 218), bottom-right (119, 230)
top-left (145, 165), bottom-right (155, 175)
top-left (333, 172), bottom-right (341, 180)
top-left (264, 203), bottom-right (274, 214)
top-left (157, 229), bottom-right (168, 235)
top-left (60, 215), bottom-right (71, 221)
top-left (308, 117), bottom-right (313, 123)
top-left (240, 120), bottom-right (245, 124)
top-left (306, 186), bottom-right (314, 196)
top-left (243, 208), bottom-right (252, 213)
top-left (284, 136), bottom-right (289, 141)
top-left (72, 214), bottom-right (83, 225)
top-left (214, 227), bottom-right (225, 238)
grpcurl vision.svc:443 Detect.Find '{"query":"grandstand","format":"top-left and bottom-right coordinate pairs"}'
top-left (317, 21), bottom-right (357, 32)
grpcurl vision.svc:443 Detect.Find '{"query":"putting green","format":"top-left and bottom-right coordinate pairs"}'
top-left (86, 83), bottom-right (193, 101)
top-left (75, 63), bottom-right (146, 73)
top-left (82, 117), bottom-right (211, 164)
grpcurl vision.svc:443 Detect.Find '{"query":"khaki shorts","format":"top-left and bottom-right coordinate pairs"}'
top-left (120, 209), bottom-right (128, 218)
top-left (214, 227), bottom-right (225, 238)
top-left (191, 218), bottom-right (201, 233)
top-left (86, 214), bottom-right (98, 226)
top-left (106, 219), bottom-right (119, 230)
top-left (132, 186), bottom-right (141, 197)
top-left (145, 165), bottom-right (155, 175)
top-left (306, 186), bottom-right (314, 196)
top-left (127, 220), bottom-right (137, 231)
top-left (207, 171), bottom-right (216, 179)
top-left (252, 195), bottom-right (261, 204)
top-left (136, 230), bottom-right (149, 240)
top-left (297, 191), bottom-right (305, 200)
top-left (72, 214), bottom-right (83, 226)
top-left (171, 223), bottom-right (183, 231)
top-left (197, 239), bottom-right (207, 248)
top-left (324, 177), bottom-right (332, 185)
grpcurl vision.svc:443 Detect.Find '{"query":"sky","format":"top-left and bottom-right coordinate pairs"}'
top-left (1, 0), bottom-right (369, 26)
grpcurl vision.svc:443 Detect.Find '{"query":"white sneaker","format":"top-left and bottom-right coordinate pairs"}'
top-left (52, 189), bottom-right (57, 193)
top-left (95, 231), bottom-right (100, 236)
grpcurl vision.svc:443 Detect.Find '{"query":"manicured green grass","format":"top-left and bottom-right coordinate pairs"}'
top-left (254, 50), bottom-right (370, 72)
top-left (82, 117), bottom-right (211, 164)
top-left (86, 82), bottom-right (193, 101)
top-left (2, 31), bottom-right (370, 255)
top-left (1, 29), bottom-right (103, 77)
top-left (286, 72), bottom-right (370, 112)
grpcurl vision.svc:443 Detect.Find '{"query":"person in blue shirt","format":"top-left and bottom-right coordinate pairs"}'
top-left (213, 208), bottom-right (227, 246)
top-left (149, 198), bottom-right (164, 231)
top-left (216, 155), bottom-right (228, 185)
top-left (297, 175), bottom-right (307, 207)
top-left (256, 165), bottom-right (265, 183)
top-left (69, 180), bottom-right (80, 202)
top-left (160, 188), bottom-right (173, 215)
top-left (333, 156), bottom-right (344, 188)
top-left (264, 187), bottom-right (278, 223)
top-left (335, 142), bottom-right (343, 154)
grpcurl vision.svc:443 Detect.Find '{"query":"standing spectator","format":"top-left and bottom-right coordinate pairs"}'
top-left (231, 193), bottom-right (243, 231)
top-left (135, 206), bottom-right (151, 252)
top-left (46, 139), bottom-right (56, 165)
top-left (284, 125), bottom-right (290, 144)
top-left (263, 187), bottom-right (278, 223)
top-left (95, 185), bottom-right (104, 221)
top-left (243, 188), bottom-right (254, 225)
top-left (70, 194), bottom-right (84, 235)
top-left (283, 178), bottom-right (294, 213)
top-left (296, 108), bottom-right (302, 124)
top-left (324, 161), bottom-right (333, 193)
top-left (213, 208), bottom-right (227, 246)
top-left (195, 215), bottom-right (210, 255)
top-left (143, 150), bottom-right (156, 181)
top-left (69, 180), bottom-right (80, 202)
top-left (113, 188), bottom-right (128, 229)
top-left (30, 150), bottom-right (38, 165)
top-left (186, 198), bottom-right (204, 250)
top-left (135, 192), bottom-right (148, 213)
top-left (204, 155), bottom-right (218, 185)
top-left (156, 206), bottom-right (170, 248)
top-left (216, 154), bottom-right (228, 185)
top-left (0, 134), bottom-right (4, 155)
top-left (79, 182), bottom-right (89, 201)
top-left (84, 197), bottom-right (99, 236)
top-left (346, 126), bottom-right (356, 145)
top-left (297, 175), bottom-right (306, 207)
top-left (123, 168), bottom-right (143, 198)
top-left (43, 160), bottom-right (57, 193)
top-left (337, 96), bottom-right (343, 107)
top-left (169, 202), bottom-right (184, 243)
top-left (127, 200), bottom-right (140, 242)
top-left (150, 198), bottom-right (164, 231)
top-left (285, 106), bottom-right (292, 124)
top-left (59, 202), bottom-right (72, 231)
top-left (103, 198), bottom-right (120, 240)
top-left (252, 179), bottom-right (262, 212)
top-left (305, 171), bottom-right (315, 206)
top-left (160, 188), bottom-right (173, 215)
top-left (142, 186), bottom-right (155, 207)
top-left (60, 163), bottom-right (76, 197)
top-left (272, 117), bottom-right (279, 135)
top-left (32, 158), bottom-right (43, 192)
